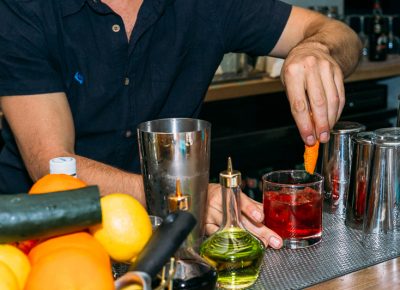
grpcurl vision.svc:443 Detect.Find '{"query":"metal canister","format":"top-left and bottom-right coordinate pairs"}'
top-left (137, 118), bottom-right (211, 247)
top-left (322, 121), bottom-right (366, 215)
top-left (363, 127), bottom-right (400, 234)
top-left (345, 131), bottom-right (375, 230)
top-left (374, 127), bottom-right (400, 204)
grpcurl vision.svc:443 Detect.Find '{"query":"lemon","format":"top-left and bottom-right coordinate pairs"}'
top-left (89, 193), bottom-right (152, 262)
top-left (0, 244), bottom-right (31, 289)
top-left (0, 261), bottom-right (19, 290)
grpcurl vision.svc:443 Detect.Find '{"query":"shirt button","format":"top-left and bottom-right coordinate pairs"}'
top-left (112, 24), bottom-right (121, 32)
top-left (125, 130), bottom-right (132, 138)
top-left (124, 77), bottom-right (130, 86)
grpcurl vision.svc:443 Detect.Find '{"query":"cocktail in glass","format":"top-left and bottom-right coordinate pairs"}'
top-left (263, 170), bottom-right (324, 249)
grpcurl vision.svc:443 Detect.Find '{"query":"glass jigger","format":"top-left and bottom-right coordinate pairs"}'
top-left (263, 170), bottom-right (324, 249)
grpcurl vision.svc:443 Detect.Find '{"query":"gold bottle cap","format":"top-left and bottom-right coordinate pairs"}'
top-left (220, 157), bottom-right (241, 188)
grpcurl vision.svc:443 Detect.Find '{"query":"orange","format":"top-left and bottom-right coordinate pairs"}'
top-left (25, 247), bottom-right (114, 290)
top-left (0, 244), bottom-right (31, 290)
top-left (0, 261), bottom-right (19, 290)
top-left (29, 173), bottom-right (87, 194)
top-left (89, 193), bottom-right (152, 262)
top-left (28, 232), bottom-right (110, 266)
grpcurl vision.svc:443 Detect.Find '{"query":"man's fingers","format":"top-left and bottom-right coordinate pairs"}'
top-left (319, 61), bottom-right (340, 130)
top-left (284, 64), bottom-right (315, 145)
top-left (204, 202), bottom-right (223, 235)
top-left (304, 58), bottom-right (330, 143)
top-left (242, 215), bottom-right (283, 249)
top-left (240, 192), bottom-right (264, 223)
top-left (333, 67), bottom-right (345, 122)
top-left (205, 223), bottom-right (219, 236)
top-left (206, 183), bottom-right (283, 249)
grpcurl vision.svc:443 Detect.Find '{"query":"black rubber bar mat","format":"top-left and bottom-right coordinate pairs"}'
top-left (252, 210), bottom-right (400, 290)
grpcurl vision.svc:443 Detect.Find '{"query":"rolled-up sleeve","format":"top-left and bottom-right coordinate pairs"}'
top-left (0, 0), bottom-right (64, 96)
top-left (212, 0), bottom-right (292, 56)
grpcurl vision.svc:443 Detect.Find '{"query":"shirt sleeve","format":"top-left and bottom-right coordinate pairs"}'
top-left (0, 0), bottom-right (64, 97)
top-left (212, 0), bottom-right (292, 56)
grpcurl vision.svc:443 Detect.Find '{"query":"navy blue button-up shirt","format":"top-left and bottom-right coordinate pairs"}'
top-left (0, 0), bottom-right (291, 193)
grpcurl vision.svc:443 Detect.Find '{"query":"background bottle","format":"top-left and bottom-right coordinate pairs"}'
top-left (49, 157), bottom-right (77, 177)
top-left (368, 0), bottom-right (388, 61)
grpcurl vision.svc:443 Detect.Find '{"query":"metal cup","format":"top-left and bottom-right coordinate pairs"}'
top-left (322, 121), bottom-right (366, 215)
top-left (137, 118), bottom-right (211, 247)
top-left (363, 128), bottom-right (400, 235)
top-left (345, 131), bottom-right (375, 230)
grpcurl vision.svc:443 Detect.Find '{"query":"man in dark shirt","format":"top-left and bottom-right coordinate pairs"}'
top-left (0, 0), bottom-right (361, 248)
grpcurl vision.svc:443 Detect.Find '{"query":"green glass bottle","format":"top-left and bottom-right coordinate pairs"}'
top-left (200, 158), bottom-right (265, 289)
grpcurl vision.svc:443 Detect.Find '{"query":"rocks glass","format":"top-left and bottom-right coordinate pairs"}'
top-left (263, 170), bottom-right (324, 249)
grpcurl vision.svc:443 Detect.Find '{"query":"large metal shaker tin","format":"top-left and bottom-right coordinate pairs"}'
top-left (322, 121), bottom-right (366, 215)
top-left (137, 118), bottom-right (211, 247)
top-left (363, 127), bottom-right (400, 234)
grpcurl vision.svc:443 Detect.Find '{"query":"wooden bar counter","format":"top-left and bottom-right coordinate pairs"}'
top-left (307, 257), bottom-right (400, 289)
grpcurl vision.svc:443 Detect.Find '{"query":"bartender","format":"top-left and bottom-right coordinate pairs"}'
top-left (0, 0), bottom-right (361, 248)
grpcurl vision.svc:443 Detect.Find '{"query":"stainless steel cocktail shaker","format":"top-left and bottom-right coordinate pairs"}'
top-left (137, 118), bottom-right (211, 247)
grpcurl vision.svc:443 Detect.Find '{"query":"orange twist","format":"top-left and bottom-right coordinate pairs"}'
top-left (304, 141), bottom-right (320, 174)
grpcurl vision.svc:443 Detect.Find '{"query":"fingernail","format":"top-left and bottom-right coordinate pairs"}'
top-left (252, 210), bottom-right (263, 222)
top-left (320, 132), bottom-right (329, 142)
top-left (306, 135), bottom-right (315, 145)
top-left (269, 236), bottom-right (282, 248)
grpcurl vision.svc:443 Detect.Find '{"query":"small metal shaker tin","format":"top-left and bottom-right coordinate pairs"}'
top-left (345, 131), bottom-right (375, 230)
top-left (363, 128), bottom-right (400, 234)
top-left (322, 121), bottom-right (366, 215)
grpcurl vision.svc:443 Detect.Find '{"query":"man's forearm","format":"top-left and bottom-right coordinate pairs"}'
top-left (74, 155), bottom-right (146, 206)
top-left (29, 150), bottom-right (145, 206)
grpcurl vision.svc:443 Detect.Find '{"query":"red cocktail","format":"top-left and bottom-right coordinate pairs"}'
top-left (263, 170), bottom-right (323, 249)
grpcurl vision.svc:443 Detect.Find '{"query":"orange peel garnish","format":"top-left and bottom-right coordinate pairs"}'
top-left (304, 141), bottom-right (320, 174)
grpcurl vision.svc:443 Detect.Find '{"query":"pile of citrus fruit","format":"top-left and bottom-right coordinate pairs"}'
top-left (2, 173), bottom-right (153, 290)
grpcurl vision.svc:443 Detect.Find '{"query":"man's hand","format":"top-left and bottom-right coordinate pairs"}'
top-left (269, 7), bottom-right (362, 145)
top-left (281, 42), bottom-right (345, 146)
top-left (205, 183), bottom-right (283, 249)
